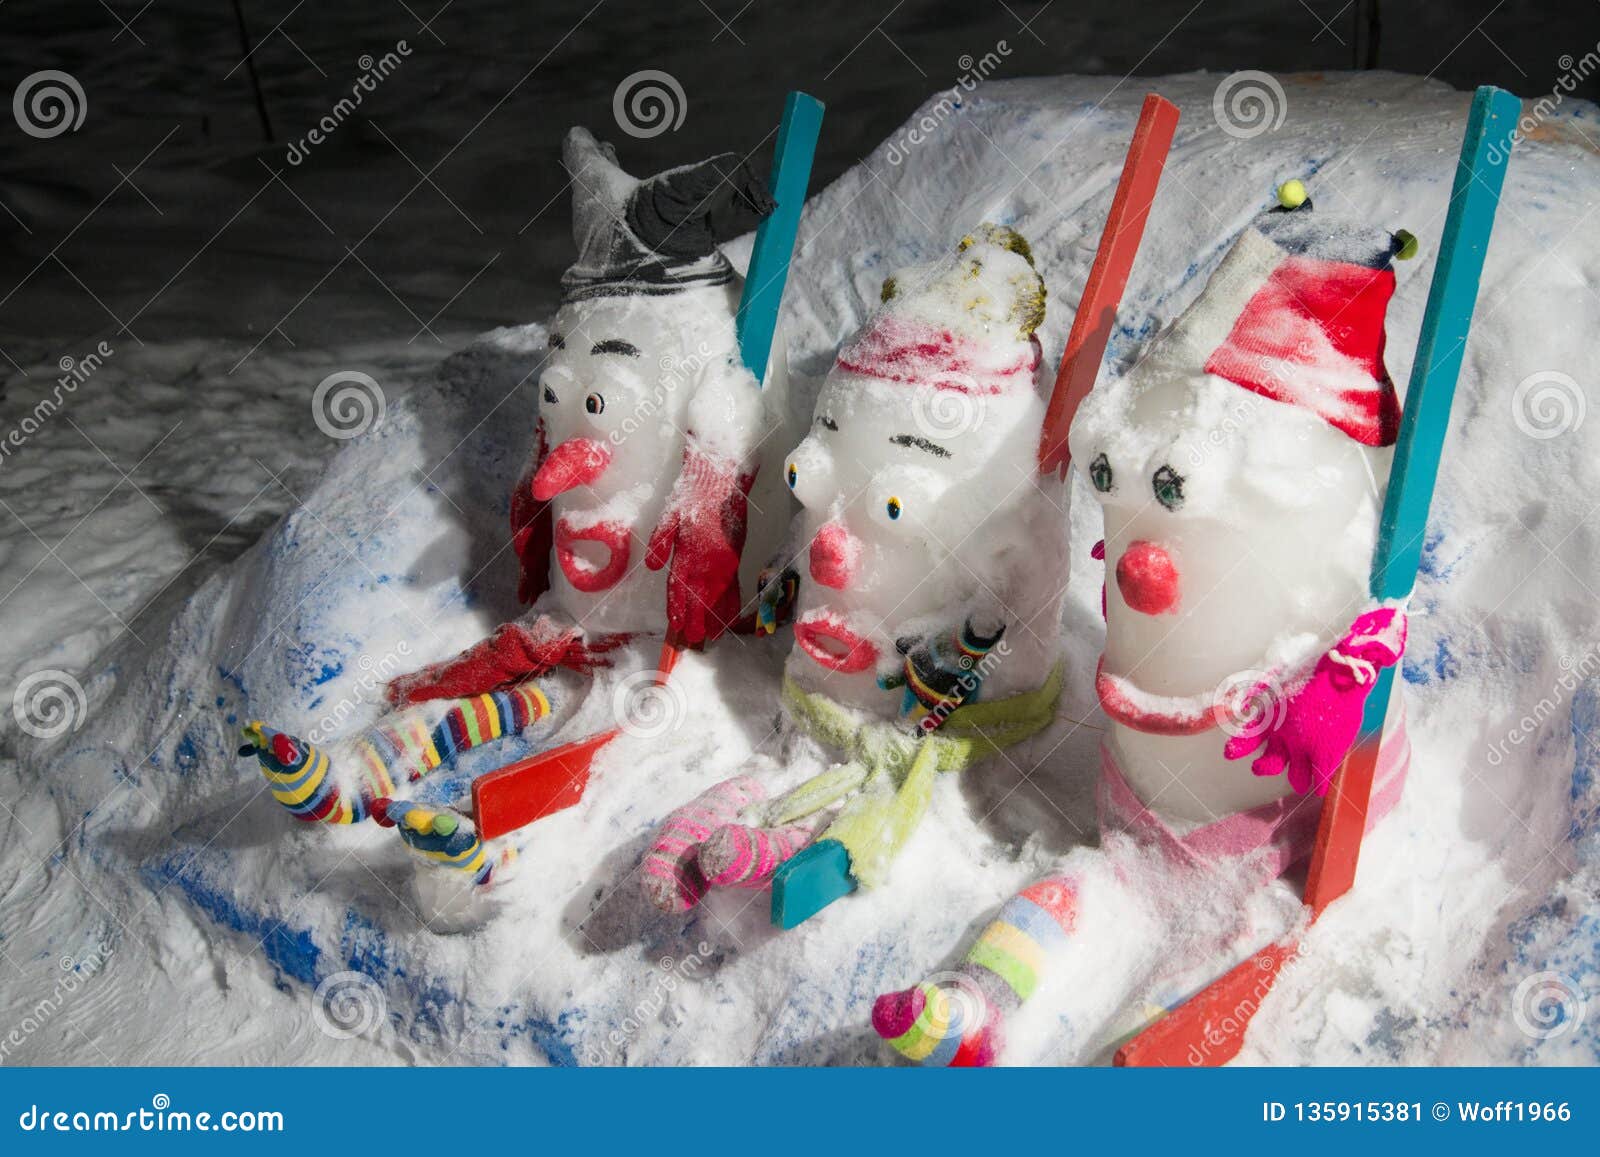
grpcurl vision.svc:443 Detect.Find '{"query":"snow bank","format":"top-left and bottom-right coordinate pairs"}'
top-left (12, 71), bottom-right (1600, 1064)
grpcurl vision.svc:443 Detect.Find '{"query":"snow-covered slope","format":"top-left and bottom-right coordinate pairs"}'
top-left (8, 71), bottom-right (1600, 1065)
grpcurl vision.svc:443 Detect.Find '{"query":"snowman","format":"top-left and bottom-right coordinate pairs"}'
top-left (640, 225), bottom-right (1072, 926)
top-left (241, 128), bottom-right (777, 892)
top-left (872, 187), bottom-right (1417, 1066)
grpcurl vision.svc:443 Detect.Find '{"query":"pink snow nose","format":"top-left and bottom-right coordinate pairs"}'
top-left (809, 522), bottom-right (861, 590)
top-left (531, 438), bottom-right (611, 500)
top-left (1115, 540), bottom-right (1180, 615)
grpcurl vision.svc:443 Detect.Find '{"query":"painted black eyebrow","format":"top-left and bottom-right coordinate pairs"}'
top-left (549, 333), bottom-right (565, 349)
top-left (815, 415), bottom-right (838, 431)
top-left (590, 339), bottom-right (640, 357)
top-left (890, 433), bottom-right (951, 458)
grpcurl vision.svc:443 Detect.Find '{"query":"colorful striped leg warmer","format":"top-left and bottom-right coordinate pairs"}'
top-left (698, 820), bottom-right (817, 889)
top-left (352, 682), bottom-right (553, 787)
top-left (642, 777), bottom-right (766, 913)
top-left (873, 876), bottom-right (1078, 1066)
top-left (374, 799), bottom-right (508, 888)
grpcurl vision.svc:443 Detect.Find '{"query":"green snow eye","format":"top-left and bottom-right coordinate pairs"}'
top-left (1153, 465), bottom-right (1184, 511)
top-left (543, 385), bottom-right (558, 405)
top-left (886, 496), bottom-right (903, 521)
top-left (786, 463), bottom-right (798, 489)
top-left (1090, 453), bottom-right (1113, 493)
top-left (585, 393), bottom-right (604, 415)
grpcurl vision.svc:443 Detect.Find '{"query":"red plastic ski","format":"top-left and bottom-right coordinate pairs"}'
top-left (1038, 93), bottom-right (1179, 478)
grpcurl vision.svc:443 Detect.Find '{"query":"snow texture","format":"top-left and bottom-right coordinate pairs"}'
top-left (6, 71), bottom-right (1600, 1065)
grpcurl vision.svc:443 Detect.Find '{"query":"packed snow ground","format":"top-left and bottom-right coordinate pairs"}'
top-left (4, 71), bottom-right (1600, 1065)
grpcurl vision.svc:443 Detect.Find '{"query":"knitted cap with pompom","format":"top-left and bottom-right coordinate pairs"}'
top-left (1195, 181), bottom-right (1416, 447)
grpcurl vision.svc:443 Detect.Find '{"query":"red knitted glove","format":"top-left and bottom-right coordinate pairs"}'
top-left (645, 448), bottom-right (754, 649)
top-left (386, 617), bottom-right (628, 706)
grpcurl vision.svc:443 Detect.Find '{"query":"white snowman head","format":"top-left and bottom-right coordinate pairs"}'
top-left (782, 225), bottom-right (1054, 706)
top-left (1069, 193), bottom-right (1413, 727)
top-left (530, 128), bottom-right (772, 623)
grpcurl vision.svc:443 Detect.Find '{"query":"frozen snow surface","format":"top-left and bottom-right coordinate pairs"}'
top-left (5, 71), bottom-right (1600, 1065)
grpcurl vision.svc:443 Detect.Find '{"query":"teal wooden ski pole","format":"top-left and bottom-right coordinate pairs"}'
top-left (736, 91), bottom-right (825, 382)
top-left (1306, 84), bottom-right (1521, 911)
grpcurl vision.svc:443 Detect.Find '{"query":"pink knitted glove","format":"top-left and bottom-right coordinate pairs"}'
top-left (646, 447), bottom-right (754, 649)
top-left (1223, 607), bottom-right (1407, 796)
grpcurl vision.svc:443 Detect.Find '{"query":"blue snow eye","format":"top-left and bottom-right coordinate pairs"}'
top-left (786, 463), bottom-right (797, 489)
top-left (886, 496), bottom-right (902, 521)
top-left (1152, 464), bottom-right (1184, 510)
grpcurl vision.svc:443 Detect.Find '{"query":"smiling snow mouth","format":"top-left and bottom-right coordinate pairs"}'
top-left (1094, 656), bottom-right (1223, 735)
top-left (555, 519), bottom-right (631, 593)
top-left (794, 613), bottom-right (879, 673)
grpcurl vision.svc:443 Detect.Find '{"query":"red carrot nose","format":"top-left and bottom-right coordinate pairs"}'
top-left (809, 522), bottom-right (860, 590)
top-left (532, 438), bottom-right (612, 500)
top-left (1115, 540), bottom-right (1180, 615)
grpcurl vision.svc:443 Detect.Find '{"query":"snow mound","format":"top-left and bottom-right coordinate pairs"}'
top-left (16, 71), bottom-right (1600, 1064)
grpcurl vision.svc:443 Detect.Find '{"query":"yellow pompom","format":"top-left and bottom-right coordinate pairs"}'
top-left (1276, 179), bottom-right (1308, 209)
top-left (1394, 229), bottom-right (1419, 261)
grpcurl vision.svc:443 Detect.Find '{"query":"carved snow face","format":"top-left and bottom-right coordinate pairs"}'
top-left (1071, 361), bottom-right (1381, 726)
top-left (782, 371), bottom-right (1043, 703)
top-left (534, 289), bottom-right (736, 606)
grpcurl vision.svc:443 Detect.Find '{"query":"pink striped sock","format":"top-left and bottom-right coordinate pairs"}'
top-left (699, 822), bottom-right (816, 888)
top-left (642, 777), bottom-right (766, 913)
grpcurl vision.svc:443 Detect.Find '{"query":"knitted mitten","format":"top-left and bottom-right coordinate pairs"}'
top-left (375, 798), bottom-right (506, 888)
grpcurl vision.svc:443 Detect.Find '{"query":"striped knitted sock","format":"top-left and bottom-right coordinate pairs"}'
top-left (241, 722), bottom-right (383, 824)
top-left (873, 876), bottom-right (1077, 1066)
top-left (375, 799), bottom-right (504, 888)
top-left (698, 820), bottom-right (817, 889)
top-left (642, 777), bottom-right (766, 913)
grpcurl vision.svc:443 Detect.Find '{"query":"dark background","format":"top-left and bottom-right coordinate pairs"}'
top-left (1, 0), bottom-right (1596, 359)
